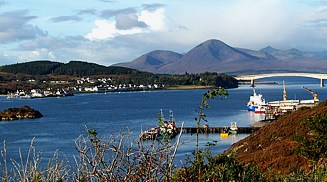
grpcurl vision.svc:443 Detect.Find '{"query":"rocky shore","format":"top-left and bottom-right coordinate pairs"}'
top-left (0, 106), bottom-right (43, 121)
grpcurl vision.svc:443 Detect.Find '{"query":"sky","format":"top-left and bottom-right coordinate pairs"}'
top-left (0, 0), bottom-right (327, 66)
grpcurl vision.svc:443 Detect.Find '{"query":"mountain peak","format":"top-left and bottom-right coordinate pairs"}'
top-left (114, 50), bottom-right (182, 73)
top-left (204, 39), bottom-right (226, 44)
top-left (288, 48), bottom-right (304, 55)
top-left (114, 39), bottom-right (327, 74)
top-left (186, 39), bottom-right (244, 61)
top-left (260, 46), bottom-right (279, 54)
top-left (196, 39), bottom-right (229, 48)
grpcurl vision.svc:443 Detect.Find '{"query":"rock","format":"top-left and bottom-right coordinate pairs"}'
top-left (0, 105), bottom-right (43, 121)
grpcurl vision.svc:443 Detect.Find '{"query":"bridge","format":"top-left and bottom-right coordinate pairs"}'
top-left (235, 73), bottom-right (327, 87)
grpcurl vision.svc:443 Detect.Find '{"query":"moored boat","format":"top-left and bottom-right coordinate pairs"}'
top-left (220, 127), bottom-right (229, 138)
top-left (229, 122), bottom-right (238, 134)
top-left (254, 106), bottom-right (266, 114)
top-left (220, 131), bottom-right (229, 138)
top-left (247, 89), bottom-right (266, 111)
top-left (140, 110), bottom-right (177, 140)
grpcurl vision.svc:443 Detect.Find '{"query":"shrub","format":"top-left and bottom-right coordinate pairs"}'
top-left (294, 113), bottom-right (327, 163)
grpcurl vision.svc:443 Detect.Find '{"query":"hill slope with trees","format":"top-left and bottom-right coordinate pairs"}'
top-left (0, 60), bottom-right (141, 76)
top-left (0, 60), bottom-right (238, 94)
top-left (0, 60), bottom-right (64, 75)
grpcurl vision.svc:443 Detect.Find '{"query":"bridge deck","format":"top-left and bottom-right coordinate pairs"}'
top-left (235, 72), bottom-right (326, 87)
top-left (235, 73), bottom-right (327, 80)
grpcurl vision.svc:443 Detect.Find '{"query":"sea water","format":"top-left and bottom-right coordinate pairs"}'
top-left (0, 77), bottom-right (325, 167)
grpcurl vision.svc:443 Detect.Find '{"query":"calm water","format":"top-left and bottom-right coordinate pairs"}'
top-left (0, 77), bottom-right (326, 166)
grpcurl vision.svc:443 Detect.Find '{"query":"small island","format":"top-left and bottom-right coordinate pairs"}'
top-left (0, 106), bottom-right (43, 121)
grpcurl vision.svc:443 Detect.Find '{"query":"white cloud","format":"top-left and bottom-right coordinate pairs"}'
top-left (115, 13), bottom-right (147, 30)
top-left (20, 48), bottom-right (56, 61)
top-left (14, 34), bottom-right (142, 65)
top-left (85, 19), bottom-right (146, 40)
top-left (85, 8), bottom-right (165, 41)
top-left (139, 8), bottom-right (165, 31)
top-left (86, 20), bottom-right (117, 40)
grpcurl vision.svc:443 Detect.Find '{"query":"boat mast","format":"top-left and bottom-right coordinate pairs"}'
top-left (283, 81), bottom-right (287, 101)
top-left (160, 109), bottom-right (164, 122)
top-left (169, 110), bottom-right (174, 122)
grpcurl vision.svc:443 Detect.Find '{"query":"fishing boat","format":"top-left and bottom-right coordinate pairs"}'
top-left (229, 122), bottom-right (238, 134)
top-left (140, 110), bottom-right (177, 140)
top-left (219, 127), bottom-right (229, 138)
top-left (139, 127), bottom-right (158, 140)
top-left (247, 89), bottom-right (266, 111)
top-left (220, 131), bottom-right (229, 138)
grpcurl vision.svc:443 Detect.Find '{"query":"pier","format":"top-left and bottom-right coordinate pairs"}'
top-left (177, 126), bottom-right (260, 134)
top-left (140, 125), bottom-right (265, 140)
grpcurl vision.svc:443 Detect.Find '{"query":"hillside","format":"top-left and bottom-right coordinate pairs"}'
top-left (115, 50), bottom-right (182, 73)
top-left (115, 39), bottom-right (327, 74)
top-left (51, 61), bottom-right (141, 76)
top-left (0, 60), bottom-right (142, 76)
top-left (0, 60), bottom-right (239, 94)
top-left (227, 101), bottom-right (327, 175)
top-left (0, 60), bottom-right (64, 75)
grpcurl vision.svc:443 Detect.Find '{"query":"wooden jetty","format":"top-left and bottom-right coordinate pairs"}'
top-left (176, 126), bottom-right (260, 134)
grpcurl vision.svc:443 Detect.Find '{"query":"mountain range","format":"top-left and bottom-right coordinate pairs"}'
top-left (115, 39), bottom-right (327, 74)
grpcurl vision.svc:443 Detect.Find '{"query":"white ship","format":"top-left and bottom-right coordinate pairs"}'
top-left (247, 89), bottom-right (267, 111)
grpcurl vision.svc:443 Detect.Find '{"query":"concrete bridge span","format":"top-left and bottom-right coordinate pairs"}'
top-left (235, 73), bottom-right (327, 87)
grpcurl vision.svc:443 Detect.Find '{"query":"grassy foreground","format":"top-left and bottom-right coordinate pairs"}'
top-left (1, 128), bottom-right (325, 181)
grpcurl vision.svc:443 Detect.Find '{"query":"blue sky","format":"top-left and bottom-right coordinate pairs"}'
top-left (0, 0), bottom-right (326, 66)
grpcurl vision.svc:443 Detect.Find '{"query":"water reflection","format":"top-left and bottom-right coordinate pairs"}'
top-left (247, 111), bottom-right (265, 124)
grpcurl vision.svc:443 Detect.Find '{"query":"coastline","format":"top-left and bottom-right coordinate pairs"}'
top-left (1, 85), bottom-right (239, 99)
top-left (0, 85), bottom-right (217, 99)
top-left (165, 85), bottom-right (214, 90)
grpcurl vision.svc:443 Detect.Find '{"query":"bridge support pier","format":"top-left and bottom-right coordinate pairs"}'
top-left (321, 79), bottom-right (325, 87)
top-left (250, 79), bottom-right (255, 87)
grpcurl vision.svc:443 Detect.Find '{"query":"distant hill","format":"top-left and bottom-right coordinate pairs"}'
top-left (260, 46), bottom-right (310, 60)
top-left (115, 39), bottom-right (327, 74)
top-left (0, 60), bottom-right (142, 76)
top-left (157, 39), bottom-right (266, 74)
top-left (115, 50), bottom-right (182, 73)
top-left (0, 60), bottom-right (239, 93)
top-left (0, 60), bottom-right (64, 75)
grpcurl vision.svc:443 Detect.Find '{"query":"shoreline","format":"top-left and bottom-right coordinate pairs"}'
top-left (165, 85), bottom-right (214, 90)
top-left (0, 85), bottom-right (237, 99)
